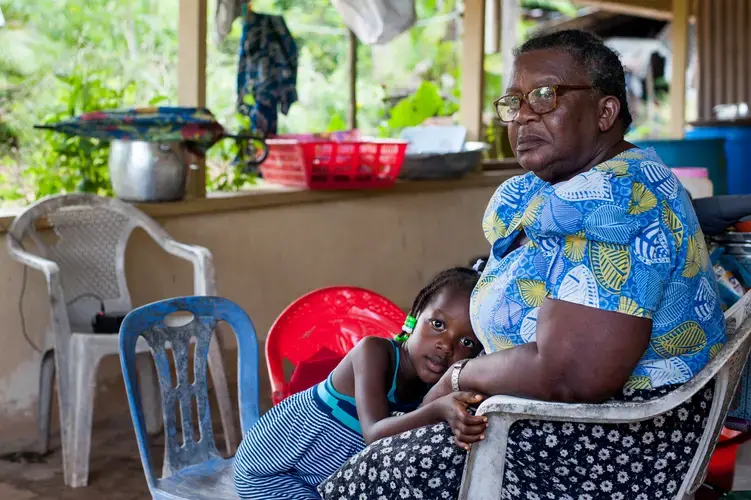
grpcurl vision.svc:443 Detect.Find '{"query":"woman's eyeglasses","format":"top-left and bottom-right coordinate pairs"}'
top-left (493, 85), bottom-right (593, 122)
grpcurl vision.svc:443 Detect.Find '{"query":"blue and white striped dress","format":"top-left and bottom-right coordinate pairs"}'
top-left (234, 340), bottom-right (423, 499)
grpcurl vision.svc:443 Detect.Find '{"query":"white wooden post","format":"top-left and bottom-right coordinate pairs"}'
top-left (178, 0), bottom-right (208, 198)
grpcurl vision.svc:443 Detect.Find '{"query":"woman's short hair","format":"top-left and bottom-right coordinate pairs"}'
top-left (514, 29), bottom-right (633, 130)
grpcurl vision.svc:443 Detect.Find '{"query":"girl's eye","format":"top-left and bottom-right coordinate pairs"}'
top-left (430, 319), bottom-right (445, 330)
top-left (460, 337), bottom-right (476, 349)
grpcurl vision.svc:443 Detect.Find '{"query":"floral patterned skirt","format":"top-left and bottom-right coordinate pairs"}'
top-left (318, 385), bottom-right (713, 500)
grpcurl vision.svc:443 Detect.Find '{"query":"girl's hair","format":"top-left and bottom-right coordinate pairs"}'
top-left (399, 267), bottom-right (481, 337)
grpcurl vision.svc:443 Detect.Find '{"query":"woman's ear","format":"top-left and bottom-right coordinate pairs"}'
top-left (598, 95), bottom-right (621, 133)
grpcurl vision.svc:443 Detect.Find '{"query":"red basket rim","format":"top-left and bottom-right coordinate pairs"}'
top-left (265, 138), bottom-right (409, 145)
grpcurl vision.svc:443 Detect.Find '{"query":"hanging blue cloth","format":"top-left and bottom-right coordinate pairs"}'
top-left (237, 12), bottom-right (298, 136)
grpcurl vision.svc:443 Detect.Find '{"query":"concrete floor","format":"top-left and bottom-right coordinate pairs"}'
top-left (3, 410), bottom-right (751, 499)
top-left (0, 412), bottom-right (154, 499)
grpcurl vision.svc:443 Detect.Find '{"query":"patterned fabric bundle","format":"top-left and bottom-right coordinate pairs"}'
top-left (236, 13), bottom-right (298, 136)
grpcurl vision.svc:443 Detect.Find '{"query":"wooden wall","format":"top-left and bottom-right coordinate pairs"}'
top-left (696, 0), bottom-right (751, 120)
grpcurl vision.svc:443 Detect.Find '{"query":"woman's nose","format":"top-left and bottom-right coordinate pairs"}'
top-left (514, 100), bottom-right (540, 124)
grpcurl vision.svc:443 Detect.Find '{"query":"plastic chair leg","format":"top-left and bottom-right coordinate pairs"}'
top-left (37, 349), bottom-right (55, 455)
top-left (136, 353), bottom-right (163, 435)
top-left (66, 347), bottom-right (100, 488)
top-left (208, 332), bottom-right (238, 455)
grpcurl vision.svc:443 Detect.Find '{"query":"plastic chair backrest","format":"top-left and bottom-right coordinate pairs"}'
top-left (7, 193), bottom-right (176, 330)
top-left (266, 286), bottom-right (406, 404)
top-left (119, 296), bottom-right (260, 491)
top-left (688, 291), bottom-right (751, 493)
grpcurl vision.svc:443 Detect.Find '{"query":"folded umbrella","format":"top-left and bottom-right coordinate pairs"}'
top-left (35, 106), bottom-right (268, 164)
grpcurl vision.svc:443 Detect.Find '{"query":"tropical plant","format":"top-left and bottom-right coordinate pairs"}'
top-left (0, 0), bottom-right (586, 205)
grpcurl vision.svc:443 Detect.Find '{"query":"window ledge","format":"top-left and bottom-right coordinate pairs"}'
top-left (0, 170), bottom-right (524, 233)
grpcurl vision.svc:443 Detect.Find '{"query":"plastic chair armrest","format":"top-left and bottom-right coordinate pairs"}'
top-left (7, 245), bottom-right (60, 278)
top-left (154, 238), bottom-right (216, 296)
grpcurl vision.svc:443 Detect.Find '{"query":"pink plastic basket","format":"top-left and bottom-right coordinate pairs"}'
top-left (261, 138), bottom-right (408, 189)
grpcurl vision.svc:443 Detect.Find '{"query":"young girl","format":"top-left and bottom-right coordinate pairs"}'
top-left (233, 267), bottom-right (487, 499)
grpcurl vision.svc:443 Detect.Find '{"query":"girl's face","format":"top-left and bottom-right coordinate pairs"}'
top-left (405, 289), bottom-right (482, 384)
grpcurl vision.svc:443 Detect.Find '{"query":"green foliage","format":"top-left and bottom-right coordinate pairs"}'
top-left (27, 73), bottom-right (141, 197)
top-left (386, 81), bottom-right (456, 131)
top-left (0, 0), bottom-right (177, 203)
top-left (2, 0), bottom-right (470, 204)
top-left (0, 0), bottom-right (582, 206)
top-left (205, 113), bottom-right (259, 192)
top-left (326, 113), bottom-right (348, 133)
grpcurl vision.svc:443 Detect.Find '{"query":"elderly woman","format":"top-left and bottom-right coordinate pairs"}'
top-left (320, 30), bottom-right (726, 499)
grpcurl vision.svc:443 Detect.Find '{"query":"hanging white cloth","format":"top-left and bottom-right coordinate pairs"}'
top-left (215, 0), bottom-right (244, 43)
top-left (331, 0), bottom-right (416, 45)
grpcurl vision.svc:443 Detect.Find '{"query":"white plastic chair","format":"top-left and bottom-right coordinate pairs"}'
top-left (5, 193), bottom-right (239, 488)
top-left (459, 290), bottom-right (751, 500)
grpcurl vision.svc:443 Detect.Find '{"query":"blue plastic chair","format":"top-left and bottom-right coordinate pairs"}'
top-left (119, 296), bottom-right (260, 499)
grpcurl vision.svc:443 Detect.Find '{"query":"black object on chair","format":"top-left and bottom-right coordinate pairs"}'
top-left (693, 195), bottom-right (751, 236)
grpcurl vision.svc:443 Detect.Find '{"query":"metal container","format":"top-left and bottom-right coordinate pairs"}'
top-left (398, 142), bottom-right (490, 180)
top-left (713, 232), bottom-right (751, 244)
top-left (108, 140), bottom-right (192, 202)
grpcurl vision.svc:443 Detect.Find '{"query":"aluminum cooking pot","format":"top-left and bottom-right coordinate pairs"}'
top-left (109, 140), bottom-right (194, 202)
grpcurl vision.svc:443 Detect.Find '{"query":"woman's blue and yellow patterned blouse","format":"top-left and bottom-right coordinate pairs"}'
top-left (470, 147), bottom-right (726, 390)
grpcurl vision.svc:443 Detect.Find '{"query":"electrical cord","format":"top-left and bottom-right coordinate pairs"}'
top-left (65, 293), bottom-right (106, 311)
top-left (1, 224), bottom-right (42, 353)
top-left (17, 259), bottom-right (41, 353)
top-left (2, 222), bottom-right (106, 354)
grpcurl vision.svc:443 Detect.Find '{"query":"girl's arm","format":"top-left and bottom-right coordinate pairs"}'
top-left (351, 337), bottom-right (486, 446)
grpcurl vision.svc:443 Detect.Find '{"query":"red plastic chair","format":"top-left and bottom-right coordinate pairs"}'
top-left (266, 286), bottom-right (406, 405)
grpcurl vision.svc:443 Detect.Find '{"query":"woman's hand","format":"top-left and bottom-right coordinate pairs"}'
top-left (428, 392), bottom-right (487, 450)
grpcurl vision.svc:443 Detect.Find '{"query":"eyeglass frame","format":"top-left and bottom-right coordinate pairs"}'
top-left (493, 85), bottom-right (594, 123)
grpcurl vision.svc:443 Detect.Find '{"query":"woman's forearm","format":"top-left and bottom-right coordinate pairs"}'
top-left (459, 344), bottom-right (559, 400)
top-left (459, 343), bottom-right (618, 403)
top-left (361, 405), bottom-right (441, 444)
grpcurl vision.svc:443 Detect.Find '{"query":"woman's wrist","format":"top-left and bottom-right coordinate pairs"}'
top-left (450, 358), bottom-right (471, 392)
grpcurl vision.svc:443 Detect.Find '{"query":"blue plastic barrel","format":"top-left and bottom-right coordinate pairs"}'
top-left (632, 138), bottom-right (727, 195)
top-left (685, 125), bottom-right (751, 195)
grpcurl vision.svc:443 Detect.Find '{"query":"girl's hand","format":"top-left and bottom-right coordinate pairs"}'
top-left (430, 392), bottom-right (487, 451)
top-left (420, 369), bottom-right (453, 407)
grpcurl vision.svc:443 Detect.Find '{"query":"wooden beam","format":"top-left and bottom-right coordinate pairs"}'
top-left (178, 0), bottom-right (208, 198)
top-left (575, 0), bottom-right (673, 21)
top-left (460, 0), bottom-right (486, 142)
top-left (348, 30), bottom-right (358, 130)
top-left (486, 0), bottom-right (501, 53)
top-left (501, 0), bottom-right (520, 93)
top-left (670, 0), bottom-right (689, 137)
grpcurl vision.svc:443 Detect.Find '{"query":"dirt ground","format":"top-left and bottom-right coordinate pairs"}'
top-left (0, 399), bottom-right (242, 500)
top-left (0, 412), bottom-right (156, 499)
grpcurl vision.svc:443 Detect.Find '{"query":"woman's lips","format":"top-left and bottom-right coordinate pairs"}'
top-left (516, 136), bottom-right (545, 152)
